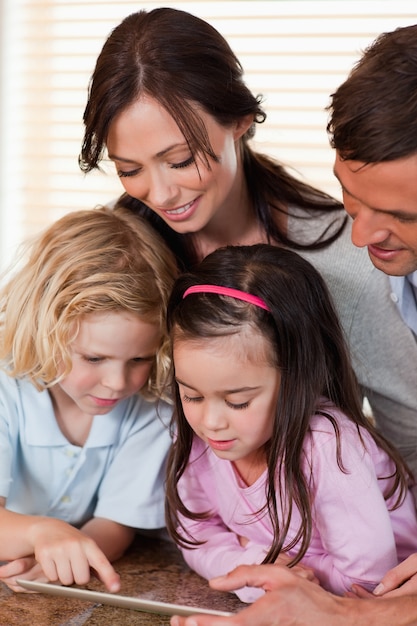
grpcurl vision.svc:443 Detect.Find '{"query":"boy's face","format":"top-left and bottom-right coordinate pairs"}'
top-left (333, 152), bottom-right (417, 277)
top-left (50, 311), bottom-right (160, 417)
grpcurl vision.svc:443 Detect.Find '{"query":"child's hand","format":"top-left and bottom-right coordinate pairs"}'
top-left (28, 518), bottom-right (121, 592)
top-left (274, 552), bottom-right (292, 566)
top-left (274, 553), bottom-right (319, 584)
top-left (237, 535), bottom-right (249, 547)
top-left (0, 557), bottom-right (49, 592)
top-left (346, 584), bottom-right (374, 599)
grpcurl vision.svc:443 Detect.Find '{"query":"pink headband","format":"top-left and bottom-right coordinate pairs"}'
top-left (182, 284), bottom-right (270, 312)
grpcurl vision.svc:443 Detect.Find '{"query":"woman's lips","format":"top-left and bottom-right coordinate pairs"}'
top-left (162, 198), bottom-right (199, 222)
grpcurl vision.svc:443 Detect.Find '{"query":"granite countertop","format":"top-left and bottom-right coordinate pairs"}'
top-left (0, 535), bottom-right (245, 625)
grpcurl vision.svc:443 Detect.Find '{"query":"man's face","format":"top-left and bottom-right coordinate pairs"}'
top-left (333, 152), bottom-right (417, 276)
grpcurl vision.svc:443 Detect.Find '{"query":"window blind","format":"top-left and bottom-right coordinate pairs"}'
top-left (1, 0), bottom-right (416, 268)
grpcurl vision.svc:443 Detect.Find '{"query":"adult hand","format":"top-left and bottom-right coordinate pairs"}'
top-left (237, 535), bottom-right (249, 548)
top-left (371, 554), bottom-right (417, 598)
top-left (170, 565), bottom-right (351, 626)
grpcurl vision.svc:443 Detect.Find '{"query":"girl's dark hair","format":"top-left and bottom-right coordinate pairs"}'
top-left (165, 243), bottom-right (412, 565)
top-left (80, 7), bottom-right (346, 269)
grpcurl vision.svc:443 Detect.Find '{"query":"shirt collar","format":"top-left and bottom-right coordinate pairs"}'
top-left (408, 271), bottom-right (417, 289)
top-left (389, 272), bottom-right (417, 302)
top-left (23, 385), bottom-right (123, 447)
top-left (389, 272), bottom-right (417, 336)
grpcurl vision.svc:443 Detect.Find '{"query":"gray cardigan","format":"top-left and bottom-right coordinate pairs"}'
top-left (291, 209), bottom-right (417, 479)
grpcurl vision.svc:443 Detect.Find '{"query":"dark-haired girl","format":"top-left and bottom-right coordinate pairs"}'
top-left (165, 244), bottom-right (417, 603)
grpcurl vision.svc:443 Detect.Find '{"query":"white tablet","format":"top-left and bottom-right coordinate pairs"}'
top-left (16, 579), bottom-right (234, 617)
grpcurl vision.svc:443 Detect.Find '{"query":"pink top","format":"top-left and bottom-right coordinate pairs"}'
top-left (177, 403), bottom-right (417, 603)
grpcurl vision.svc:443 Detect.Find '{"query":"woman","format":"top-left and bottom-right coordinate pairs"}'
top-left (79, 8), bottom-right (417, 482)
top-left (80, 7), bottom-right (344, 269)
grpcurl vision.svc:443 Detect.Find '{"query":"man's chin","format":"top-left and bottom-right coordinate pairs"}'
top-left (368, 251), bottom-right (416, 277)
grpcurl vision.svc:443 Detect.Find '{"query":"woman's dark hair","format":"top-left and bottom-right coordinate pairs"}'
top-left (327, 24), bottom-right (417, 162)
top-left (165, 243), bottom-right (412, 566)
top-left (80, 8), bottom-right (345, 269)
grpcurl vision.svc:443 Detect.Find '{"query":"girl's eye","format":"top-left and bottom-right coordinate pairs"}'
top-left (182, 393), bottom-right (203, 403)
top-left (226, 400), bottom-right (250, 410)
top-left (171, 156), bottom-right (195, 170)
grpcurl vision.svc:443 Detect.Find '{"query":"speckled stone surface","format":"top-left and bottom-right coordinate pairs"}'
top-left (0, 535), bottom-right (244, 625)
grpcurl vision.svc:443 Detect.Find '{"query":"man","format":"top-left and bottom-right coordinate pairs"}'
top-left (170, 23), bottom-right (417, 626)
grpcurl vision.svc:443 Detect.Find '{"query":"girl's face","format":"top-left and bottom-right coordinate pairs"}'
top-left (50, 311), bottom-right (160, 416)
top-left (173, 327), bottom-right (281, 480)
top-left (106, 95), bottom-right (251, 236)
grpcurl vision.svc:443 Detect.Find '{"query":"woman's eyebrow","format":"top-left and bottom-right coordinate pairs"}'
top-left (108, 142), bottom-right (188, 162)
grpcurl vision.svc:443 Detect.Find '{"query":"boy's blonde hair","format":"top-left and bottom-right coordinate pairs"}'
top-left (0, 206), bottom-right (178, 399)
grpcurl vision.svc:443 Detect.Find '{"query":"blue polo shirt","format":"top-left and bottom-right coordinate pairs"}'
top-left (0, 370), bottom-right (173, 529)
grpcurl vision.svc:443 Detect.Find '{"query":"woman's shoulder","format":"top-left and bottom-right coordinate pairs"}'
top-left (290, 210), bottom-right (370, 270)
top-left (292, 211), bottom-right (387, 323)
top-left (287, 205), bottom-right (346, 245)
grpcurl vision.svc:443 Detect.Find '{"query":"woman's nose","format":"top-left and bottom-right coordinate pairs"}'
top-left (142, 168), bottom-right (179, 209)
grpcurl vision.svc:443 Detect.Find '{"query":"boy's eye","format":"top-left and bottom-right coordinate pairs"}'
top-left (84, 356), bottom-right (102, 363)
top-left (131, 357), bottom-right (154, 364)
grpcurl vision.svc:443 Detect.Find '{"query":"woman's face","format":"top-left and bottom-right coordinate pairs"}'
top-left (106, 96), bottom-right (251, 235)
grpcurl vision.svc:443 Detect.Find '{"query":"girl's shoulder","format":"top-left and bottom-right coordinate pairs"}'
top-left (306, 400), bottom-right (361, 443)
top-left (305, 400), bottom-right (380, 461)
top-left (307, 401), bottom-right (347, 443)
